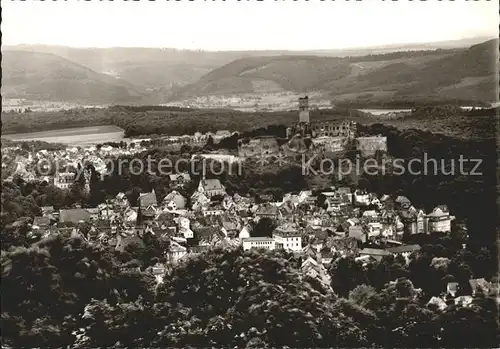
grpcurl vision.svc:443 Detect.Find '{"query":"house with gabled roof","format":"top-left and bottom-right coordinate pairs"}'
top-left (380, 195), bottom-right (395, 210)
top-left (255, 203), bottom-right (279, 220)
top-left (359, 248), bottom-right (391, 261)
top-left (319, 247), bottom-right (335, 265)
top-left (202, 202), bottom-right (224, 216)
top-left (193, 225), bottom-right (225, 246)
top-left (416, 209), bottom-right (428, 234)
top-left (427, 296), bottom-right (447, 311)
top-left (454, 296), bottom-right (473, 307)
top-left (239, 223), bottom-right (252, 239)
top-left (399, 209), bottom-right (418, 235)
top-left (162, 190), bottom-right (186, 210)
top-left (302, 243), bottom-right (320, 258)
top-left (197, 178), bottom-right (226, 198)
top-left (191, 192), bottom-right (210, 212)
top-left (298, 190), bottom-right (313, 204)
top-left (278, 201), bottom-right (296, 220)
top-left (114, 192), bottom-right (130, 209)
top-left (469, 278), bottom-right (492, 296)
top-left (395, 196), bottom-right (411, 210)
top-left (426, 205), bottom-right (454, 233)
top-left (337, 187), bottom-right (353, 203)
top-left (167, 241), bottom-right (187, 264)
top-left (353, 189), bottom-right (371, 206)
top-left (301, 256), bottom-right (331, 288)
top-left (221, 220), bottom-right (239, 238)
top-left (139, 190), bottom-right (157, 208)
top-left (349, 225), bottom-right (366, 243)
top-left (386, 244), bottom-right (421, 257)
top-left (40, 206), bottom-right (55, 217)
top-left (169, 173), bottom-right (191, 188)
top-left (326, 236), bottom-right (359, 257)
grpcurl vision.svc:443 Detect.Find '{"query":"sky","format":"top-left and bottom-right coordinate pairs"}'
top-left (2, 0), bottom-right (498, 51)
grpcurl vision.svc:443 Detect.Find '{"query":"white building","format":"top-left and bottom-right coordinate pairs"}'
top-left (163, 191), bottom-right (186, 210)
top-left (239, 224), bottom-right (252, 239)
top-left (353, 190), bottom-right (371, 206)
top-left (273, 224), bottom-right (302, 251)
top-left (242, 237), bottom-right (276, 251)
top-left (53, 172), bottom-right (76, 189)
top-left (167, 241), bottom-right (187, 264)
top-left (177, 217), bottom-right (194, 239)
top-left (426, 206), bottom-right (454, 233)
top-left (197, 179), bottom-right (226, 198)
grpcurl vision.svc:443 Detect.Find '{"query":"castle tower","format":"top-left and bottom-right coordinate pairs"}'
top-left (299, 96), bottom-right (310, 124)
top-left (349, 121), bottom-right (357, 139)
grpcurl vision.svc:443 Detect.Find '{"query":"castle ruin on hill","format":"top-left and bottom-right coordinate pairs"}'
top-left (238, 96), bottom-right (387, 158)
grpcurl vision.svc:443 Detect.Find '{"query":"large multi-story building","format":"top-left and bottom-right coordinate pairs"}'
top-left (54, 172), bottom-right (76, 190)
top-left (426, 206), bottom-right (454, 233)
top-left (310, 120), bottom-right (357, 139)
top-left (242, 237), bottom-right (276, 251)
top-left (273, 224), bottom-right (302, 251)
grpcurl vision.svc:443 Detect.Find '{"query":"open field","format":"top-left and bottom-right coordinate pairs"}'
top-left (2, 125), bottom-right (126, 145)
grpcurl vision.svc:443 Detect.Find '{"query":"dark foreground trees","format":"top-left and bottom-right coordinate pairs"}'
top-left (2, 234), bottom-right (498, 348)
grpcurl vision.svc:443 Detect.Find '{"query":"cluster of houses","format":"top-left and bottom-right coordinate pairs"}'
top-left (6, 137), bottom-right (496, 309)
top-left (27, 166), bottom-right (457, 274)
top-left (1, 143), bottom-right (148, 184)
top-left (427, 277), bottom-right (498, 310)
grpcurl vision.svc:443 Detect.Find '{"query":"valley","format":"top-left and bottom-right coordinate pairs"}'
top-left (2, 38), bottom-right (497, 108)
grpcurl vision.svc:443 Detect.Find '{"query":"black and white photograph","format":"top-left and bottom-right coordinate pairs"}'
top-left (1, 0), bottom-right (499, 348)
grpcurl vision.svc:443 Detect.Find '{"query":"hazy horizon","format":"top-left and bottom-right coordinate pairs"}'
top-left (2, 1), bottom-right (498, 51)
top-left (3, 35), bottom-right (495, 52)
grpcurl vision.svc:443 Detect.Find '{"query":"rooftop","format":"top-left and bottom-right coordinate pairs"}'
top-left (243, 237), bottom-right (275, 242)
top-left (200, 179), bottom-right (225, 191)
top-left (139, 192), bottom-right (157, 207)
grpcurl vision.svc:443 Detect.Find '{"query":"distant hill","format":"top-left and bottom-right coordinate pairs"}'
top-left (169, 55), bottom-right (352, 99)
top-left (1, 51), bottom-right (145, 104)
top-left (2, 37), bottom-right (497, 106)
top-left (170, 39), bottom-right (498, 104)
top-left (4, 36), bottom-right (488, 90)
top-left (347, 39), bottom-right (499, 101)
top-left (2, 45), bottom-right (322, 91)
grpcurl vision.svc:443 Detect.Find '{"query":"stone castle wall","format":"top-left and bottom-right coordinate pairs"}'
top-left (355, 137), bottom-right (388, 156)
top-left (240, 98), bottom-right (386, 159)
top-left (238, 137), bottom-right (280, 157)
top-left (310, 120), bottom-right (356, 138)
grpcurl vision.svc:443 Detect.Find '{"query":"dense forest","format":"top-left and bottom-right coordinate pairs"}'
top-left (2, 230), bottom-right (498, 348)
top-left (1, 106), bottom-right (347, 137)
top-left (2, 105), bottom-right (497, 139)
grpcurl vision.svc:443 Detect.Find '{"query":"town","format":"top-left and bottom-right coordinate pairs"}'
top-left (3, 97), bottom-right (493, 311)
top-left (2, 1), bottom-right (498, 347)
